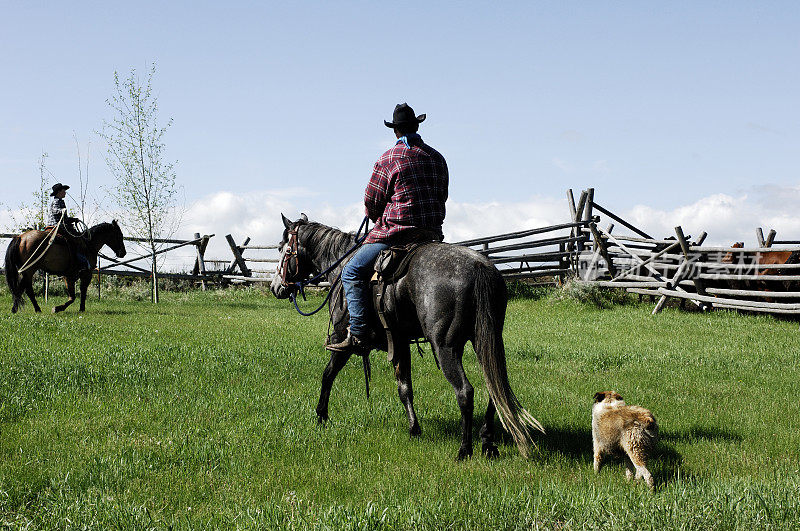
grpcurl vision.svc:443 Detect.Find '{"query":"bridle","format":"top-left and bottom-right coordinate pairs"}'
top-left (277, 228), bottom-right (300, 286)
top-left (277, 216), bottom-right (372, 317)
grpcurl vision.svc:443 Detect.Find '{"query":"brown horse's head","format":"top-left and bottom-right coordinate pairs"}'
top-left (93, 220), bottom-right (126, 258)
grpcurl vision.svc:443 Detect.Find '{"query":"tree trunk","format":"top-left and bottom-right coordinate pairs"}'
top-left (151, 252), bottom-right (159, 303)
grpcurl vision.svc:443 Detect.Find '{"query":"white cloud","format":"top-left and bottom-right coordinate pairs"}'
top-left (551, 158), bottom-right (573, 173)
top-left (626, 186), bottom-right (800, 245)
top-left (443, 196), bottom-right (565, 242)
top-left (592, 159), bottom-right (611, 173)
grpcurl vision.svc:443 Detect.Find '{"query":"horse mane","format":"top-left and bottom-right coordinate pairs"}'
top-left (88, 222), bottom-right (113, 237)
top-left (301, 222), bottom-right (356, 260)
top-left (300, 222), bottom-right (357, 272)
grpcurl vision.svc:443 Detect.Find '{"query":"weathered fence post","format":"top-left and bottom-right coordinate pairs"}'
top-left (755, 227), bottom-right (776, 248)
top-left (766, 229), bottom-right (776, 248)
top-left (589, 222), bottom-right (616, 277)
top-left (225, 234), bottom-right (252, 277)
top-left (756, 228), bottom-right (766, 247)
top-left (193, 232), bottom-right (209, 290)
top-left (583, 188), bottom-right (594, 226)
top-left (674, 226), bottom-right (709, 311)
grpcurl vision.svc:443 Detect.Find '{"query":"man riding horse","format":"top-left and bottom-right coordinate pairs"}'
top-left (326, 103), bottom-right (449, 354)
top-left (48, 182), bottom-right (91, 274)
top-left (272, 105), bottom-right (541, 457)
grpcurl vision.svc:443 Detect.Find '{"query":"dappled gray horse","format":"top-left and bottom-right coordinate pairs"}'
top-left (271, 216), bottom-right (543, 459)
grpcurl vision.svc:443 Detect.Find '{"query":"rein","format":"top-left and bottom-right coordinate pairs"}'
top-left (284, 216), bottom-right (371, 317)
top-left (18, 211), bottom-right (67, 274)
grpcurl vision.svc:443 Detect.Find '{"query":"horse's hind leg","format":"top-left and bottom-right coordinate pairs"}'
top-left (23, 273), bottom-right (41, 313)
top-left (53, 277), bottom-right (76, 313)
top-left (393, 340), bottom-right (420, 437)
top-left (479, 399), bottom-right (499, 458)
top-left (437, 344), bottom-right (474, 460)
top-left (316, 351), bottom-right (352, 423)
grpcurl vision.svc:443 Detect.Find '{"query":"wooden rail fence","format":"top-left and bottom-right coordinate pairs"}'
top-left (571, 187), bottom-right (800, 316)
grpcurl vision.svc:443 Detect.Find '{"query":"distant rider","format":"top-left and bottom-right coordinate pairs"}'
top-left (48, 183), bottom-right (91, 274)
top-left (326, 103), bottom-right (449, 353)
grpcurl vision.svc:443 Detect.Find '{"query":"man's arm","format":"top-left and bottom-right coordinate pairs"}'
top-left (364, 162), bottom-right (391, 222)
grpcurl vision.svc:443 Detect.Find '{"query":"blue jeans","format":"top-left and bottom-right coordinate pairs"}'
top-left (341, 242), bottom-right (389, 338)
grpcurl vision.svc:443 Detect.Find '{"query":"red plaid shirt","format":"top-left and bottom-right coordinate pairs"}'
top-left (364, 136), bottom-right (449, 244)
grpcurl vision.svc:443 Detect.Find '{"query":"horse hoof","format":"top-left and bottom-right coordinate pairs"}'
top-left (316, 411), bottom-right (328, 425)
top-left (456, 447), bottom-right (473, 461)
top-left (482, 443), bottom-right (500, 459)
top-left (409, 424), bottom-right (421, 438)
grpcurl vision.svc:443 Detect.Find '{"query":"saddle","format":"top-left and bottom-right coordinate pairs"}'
top-left (41, 224), bottom-right (90, 274)
top-left (371, 240), bottom-right (438, 364)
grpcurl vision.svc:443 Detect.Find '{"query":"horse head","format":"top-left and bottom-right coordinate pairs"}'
top-left (271, 213), bottom-right (311, 299)
top-left (93, 220), bottom-right (127, 258)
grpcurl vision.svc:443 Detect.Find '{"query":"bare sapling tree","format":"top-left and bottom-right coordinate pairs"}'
top-left (6, 151), bottom-right (52, 231)
top-left (73, 133), bottom-right (91, 225)
top-left (100, 64), bottom-right (178, 303)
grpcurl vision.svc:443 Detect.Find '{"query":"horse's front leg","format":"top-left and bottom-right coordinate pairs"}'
top-left (53, 277), bottom-right (76, 313)
top-left (393, 340), bottom-right (420, 437)
top-left (23, 272), bottom-right (41, 313)
top-left (78, 271), bottom-right (92, 312)
top-left (316, 350), bottom-right (352, 423)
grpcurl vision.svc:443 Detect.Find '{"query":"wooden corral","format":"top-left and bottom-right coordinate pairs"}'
top-left (572, 187), bottom-right (800, 316)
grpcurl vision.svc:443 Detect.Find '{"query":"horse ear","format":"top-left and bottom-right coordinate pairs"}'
top-left (112, 219), bottom-right (118, 227)
top-left (300, 213), bottom-right (309, 223)
top-left (281, 214), bottom-right (292, 229)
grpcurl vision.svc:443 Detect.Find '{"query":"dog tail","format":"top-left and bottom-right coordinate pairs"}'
top-left (473, 262), bottom-right (544, 458)
top-left (636, 415), bottom-right (659, 441)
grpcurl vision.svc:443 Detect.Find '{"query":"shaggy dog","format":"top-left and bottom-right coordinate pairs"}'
top-left (591, 391), bottom-right (658, 488)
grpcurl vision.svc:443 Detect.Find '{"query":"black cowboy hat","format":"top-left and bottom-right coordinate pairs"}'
top-left (50, 183), bottom-right (70, 196)
top-left (384, 103), bottom-right (426, 128)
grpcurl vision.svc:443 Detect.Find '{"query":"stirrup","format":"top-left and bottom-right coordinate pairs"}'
top-left (326, 332), bottom-right (370, 353)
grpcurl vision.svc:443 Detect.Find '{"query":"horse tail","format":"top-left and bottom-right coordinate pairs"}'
top-left (4, 236), bottom-right (24, 310)
top-left (472, 263), bottom-right (543, 458)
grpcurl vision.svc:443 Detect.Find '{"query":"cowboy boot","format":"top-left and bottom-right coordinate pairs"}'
top-left (325, 330), bottom-right (370, 353)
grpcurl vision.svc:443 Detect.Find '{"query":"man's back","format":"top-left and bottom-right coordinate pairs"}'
top-left (365, 136), bottom-right (448, 244)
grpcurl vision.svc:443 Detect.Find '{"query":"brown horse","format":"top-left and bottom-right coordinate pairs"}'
top-left (719, 242), bottom-right (800, 295)
top-left (4, 221), bottom-right (126, 313)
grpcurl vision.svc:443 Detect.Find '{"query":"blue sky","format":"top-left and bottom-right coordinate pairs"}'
top-left (1, 1), bottom-right (799, 251)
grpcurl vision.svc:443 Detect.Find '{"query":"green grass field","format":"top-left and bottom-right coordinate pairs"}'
top-left (1, 285), bottom-right (799, 529)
